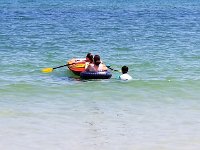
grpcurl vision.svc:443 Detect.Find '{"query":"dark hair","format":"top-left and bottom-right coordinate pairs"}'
top-left (122, 66), bottom-right (128, 74)
top-left (94, 55), bottom-right (101, 66)
top-left (86, 53), bottom-right (93, 63)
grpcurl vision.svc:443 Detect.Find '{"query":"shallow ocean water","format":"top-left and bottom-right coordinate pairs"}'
top-left (0, 0), bottom-right (200, 149)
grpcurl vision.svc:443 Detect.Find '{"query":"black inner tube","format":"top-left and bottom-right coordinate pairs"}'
top-left (80, 71), bottom-right (112, 79)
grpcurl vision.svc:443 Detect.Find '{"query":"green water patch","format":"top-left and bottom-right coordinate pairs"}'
top-left (0, 110), bottom-right (34, 118)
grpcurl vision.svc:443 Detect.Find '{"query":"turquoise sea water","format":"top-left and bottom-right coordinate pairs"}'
top-left (0, 0), bottom-right (200, 149)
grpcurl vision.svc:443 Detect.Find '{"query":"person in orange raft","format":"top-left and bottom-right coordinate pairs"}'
top-left (85, 53), bottom-right (93, 69)
top-left (85, 55), bottom-right (104, 72)
top-left (85, 53), bottom-right (93, 63)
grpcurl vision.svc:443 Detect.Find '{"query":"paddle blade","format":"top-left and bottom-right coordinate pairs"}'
top-left (41, 68), bottom-right (53, 73)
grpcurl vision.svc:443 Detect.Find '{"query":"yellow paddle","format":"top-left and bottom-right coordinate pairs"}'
top-left (41, 63), bottom-right (85, 73)
top-left (41, 64), bottom-right (68, 73)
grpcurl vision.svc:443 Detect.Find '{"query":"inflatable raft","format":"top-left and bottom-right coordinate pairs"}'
top-left (67, 58), bottom-right (86, 75)
top-left (67, 58), bottom-right (112, 79)
top-left (80, 71), bottom-right (112, 79)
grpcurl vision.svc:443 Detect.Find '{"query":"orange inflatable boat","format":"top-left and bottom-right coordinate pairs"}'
top-left (67, 58), bottom-right (108, 75)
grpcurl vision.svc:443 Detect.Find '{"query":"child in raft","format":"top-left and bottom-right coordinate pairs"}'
top-left (85, 53), bottom-right (93, 69)
top-left (85, 55), bottom-right (104, 72)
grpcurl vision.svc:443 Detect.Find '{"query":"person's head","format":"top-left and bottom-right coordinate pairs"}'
top-left (94, 55), bottom-right (101, 66)
top-left (86, 53), bottom-right (93, 63)
top-left (121, 66), bottom-right (128, 74)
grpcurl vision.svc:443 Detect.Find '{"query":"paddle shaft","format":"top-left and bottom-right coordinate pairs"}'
top-left (53, 64), bottom-right (68, 70)
top-left (107, 66), bottom-right (119, 72)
